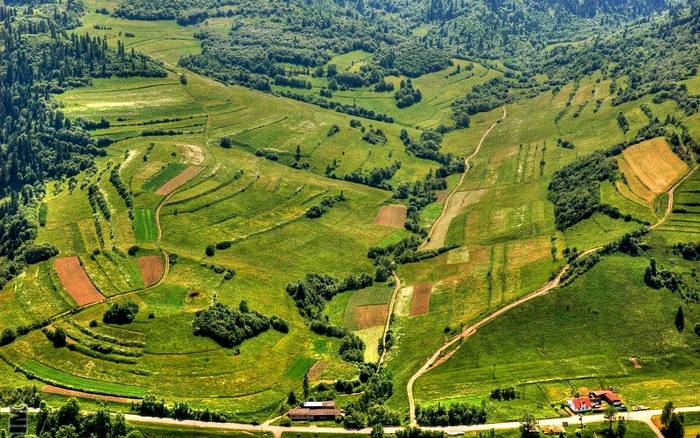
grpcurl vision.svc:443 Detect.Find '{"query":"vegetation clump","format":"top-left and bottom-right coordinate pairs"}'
top-left (192, 302), bottom-right (287, 348)
top-left (103, 301), bottom-right (140, 324)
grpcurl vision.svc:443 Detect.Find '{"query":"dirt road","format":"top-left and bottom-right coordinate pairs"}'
top-left (378, 272), bottom-right (401, 366)
top-left (421, 106), bottom-right (507, 251)
top-left (405, 163), bottom-right (692, 424)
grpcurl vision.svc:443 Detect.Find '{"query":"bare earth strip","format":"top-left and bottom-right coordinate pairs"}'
top-left (410, 283), bottom-right (432, 316)
top-left (373, 204), bottom-right (407, 228)
top-left (355, 304), bottom-right (389, 329)
top-left (54, 256), bottom-right (105, 306)
top-left (137, 255), bottom-right (165, 287)
top-left (421, 106), bottom-right (507, 250)
top-left (42, 385), bottom-right (138, 404)
top-left (156, 165), bottom-right (203, 196)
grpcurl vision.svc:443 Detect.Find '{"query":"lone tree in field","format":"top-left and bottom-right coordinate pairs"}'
top-left (303, 372), bottom-right (310, 400)
top-left (604, 404), bottom-right (616, 432)
top-left (661, 402), bottom-right (685, 438)
top-left (675, 306), bottom-right (685, 332)
top-left (519, 412), bottom-right (539, 438)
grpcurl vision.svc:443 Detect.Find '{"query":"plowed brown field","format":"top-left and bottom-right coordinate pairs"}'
top-left (410, 283), bottom-right (432, 316)
top-left (355, 304), bottom-right (389, 329)
top-left (137, 255), bottom-right (164, 287)
top-left (373, 204), bottom-right (407, 228)
top-left (156, 165), bottom-right (203, 196)
top-left (54, 256), bottom-right (105, 306)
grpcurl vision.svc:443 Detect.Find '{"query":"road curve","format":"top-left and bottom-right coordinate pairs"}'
top-left (406, 162), bottom-right (694, 425)
top-left (420, 106), bottom-right (508, 251)
top-left (650, 165), bottom-right (697, 230)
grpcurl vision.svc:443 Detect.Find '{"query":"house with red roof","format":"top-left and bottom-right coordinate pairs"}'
top-left (590, 390), bottom-right (623, 407)
top-left (567, 396), bottom-right (593, 413)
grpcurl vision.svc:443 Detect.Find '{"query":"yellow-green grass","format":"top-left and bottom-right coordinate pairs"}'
top-left (384, 71), bottom-right (697, 415)
top-left (618, 137), bottom-right (689, 203)
top-left (0, 263), bottom-right (75, 332)
top-left (22, 360), bottom-right (146, 398)
top-left (413, 255), bottom-right (700, 421)
top-left (134, 208), bottom-right (158, 242)
top-left (655, 169), bottom-right (700, 243)
top-left (142, 163), bottom-right (189, 192)
top-left (273, 59), bottom-right (501, 129)
top-left (133, 423), bottom-right (273, 438)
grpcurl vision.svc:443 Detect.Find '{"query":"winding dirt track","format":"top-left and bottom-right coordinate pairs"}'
top-left (406, 163), bottom-right (697, 425)
top-left (378, 272), bottom-right (401, 366)
top-left (421, 106), bottom-right (508, 251)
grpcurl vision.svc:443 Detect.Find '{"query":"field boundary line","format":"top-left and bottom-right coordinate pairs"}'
top-left (420, 105), bottom-right (507, 250)
top-left (378, 271), bottom-right (401, 366)
top-left (406, 164), bottom-right (695, 424)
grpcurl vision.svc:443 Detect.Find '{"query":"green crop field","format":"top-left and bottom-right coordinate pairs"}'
top-left (0, 0), bottom-right (699, 435)
top-left (135, 208), bottom-right (158, 242)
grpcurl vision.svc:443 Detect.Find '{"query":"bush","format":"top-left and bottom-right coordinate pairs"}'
top-left (205, 245), bottom-right (215, 257)
top-left (103, 301), bottom-right (139, 324)
top-left (128, 245), bottom-right (139, 256)
top-left (23, 244), bottom-right (59, 264)
top-left (0, 328), bottom-right (16, 346)
top-left (270, 316), bottom-right (290, 333)
top-left (192, 302), bottom-right (286, 348)
top-left (220, 137), bottom-right (232, 148)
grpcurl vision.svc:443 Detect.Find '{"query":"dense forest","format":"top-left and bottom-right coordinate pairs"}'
top-left (0, 2), bottom-right (164, 288)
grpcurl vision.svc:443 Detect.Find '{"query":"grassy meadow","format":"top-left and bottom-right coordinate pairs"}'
top-left (0, 0), bottom-right (698, 427)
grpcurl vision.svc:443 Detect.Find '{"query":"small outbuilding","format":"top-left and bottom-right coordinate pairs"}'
top-left (590, 390), bottom-right (623, 407)
top-left (288, 400), bottom-right (343, 421)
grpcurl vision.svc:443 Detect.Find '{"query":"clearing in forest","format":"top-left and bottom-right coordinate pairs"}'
top-left (354, 304), bottom-right (390, 329)
top-left (410, 283), bottom-right (432, 316)
top-left (156, 165), bottom-right (203, 196)
top-left (618, 138), bottom-right (689, 203)
top-left (54, 256), bottom-right (105, 306)
top-left (137, 255), bottom-right (164, 287)
top-left (373, 204), bottom-right (408, 228)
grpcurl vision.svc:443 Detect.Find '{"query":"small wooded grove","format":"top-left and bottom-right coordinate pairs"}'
top-left (192, 302), bottom-right (289, 348)
top-left (415, 402), bottom-right (487, 426)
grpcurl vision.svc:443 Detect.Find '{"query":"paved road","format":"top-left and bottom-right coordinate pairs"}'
top-left (5, 406), bottom-right (697, 436)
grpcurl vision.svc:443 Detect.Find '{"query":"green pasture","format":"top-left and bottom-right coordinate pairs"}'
top-left (413, 255), bottom-right (700, 421)
top-left (134, 208), bottom-right (158, 242)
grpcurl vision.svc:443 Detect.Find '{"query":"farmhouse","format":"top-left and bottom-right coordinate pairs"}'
top-left (590, 390), bottom-right (623, 407)
top-left (567, 396), bottom-right (593, 413)
top-left (288, 401), bottom-right (343, 421)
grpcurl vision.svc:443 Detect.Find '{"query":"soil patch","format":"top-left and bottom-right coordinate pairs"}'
top-left (54, 256), bottom-right (105, 306)
top-left (156, 165), bottom-right (203, 196)
top-left (436, 190), bottom-right (449, 203)
top-left (137, 255), bottom-right (164, 287)
top-left (423, 189), bottom-right (486, 251)
top-left (629, 357), bottom-right (642, 368)
top-left (180, 144), bottom-right (204, 166)
top-left (373, 204), bottom-right (407, 228)
top-left (410, 283), bottom-right (432, 316)
top-left (354, 304), bottom-right (389, 329)
top-left (41, 385), bottom-right (138, 403)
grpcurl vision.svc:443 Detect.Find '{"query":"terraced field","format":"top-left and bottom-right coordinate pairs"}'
top-left (0, 0), bottom-right (698, 430)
